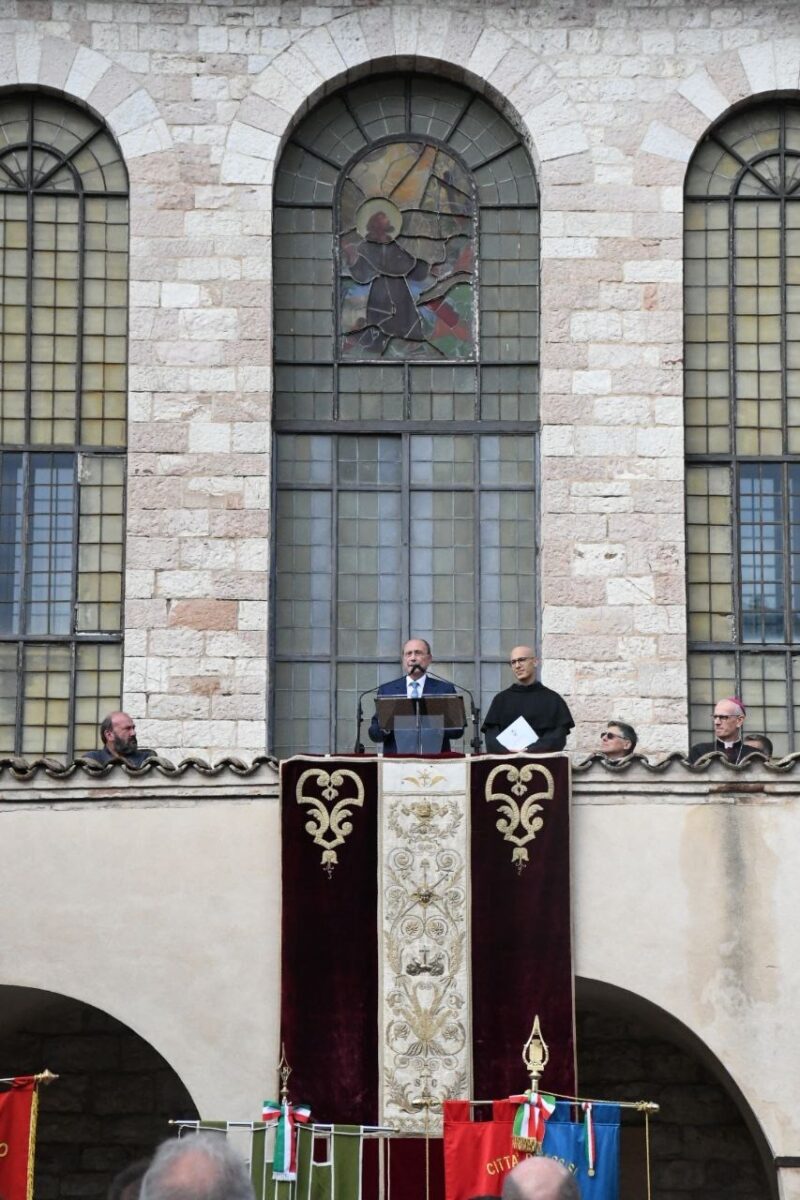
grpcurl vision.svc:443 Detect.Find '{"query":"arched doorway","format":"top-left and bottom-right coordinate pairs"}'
top-left (0, 986), bottom-right (198, 1197)
top-left (576, 979), bottom-right (775, 1200)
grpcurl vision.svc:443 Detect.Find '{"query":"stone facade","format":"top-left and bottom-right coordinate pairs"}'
top-left (6, 0), bottom-right (800, 758)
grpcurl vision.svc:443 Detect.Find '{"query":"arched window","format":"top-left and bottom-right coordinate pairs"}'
top-left (272, 75), bottom-right (539, 756)
top-left (0, 92), bottom-right (128, 758)
top-left (685, 101), bottom-right (800, 754)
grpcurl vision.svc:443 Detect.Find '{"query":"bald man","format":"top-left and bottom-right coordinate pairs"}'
top-left (482, 645), bottom-right (574, 754)
top-left (502, 1155), bottom-right (580, 1200)
top-left (82, 711), bottom-right (155, 768)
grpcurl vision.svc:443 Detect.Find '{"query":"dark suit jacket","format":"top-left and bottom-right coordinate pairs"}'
top-left (368, 674), bottom-right (463, 754)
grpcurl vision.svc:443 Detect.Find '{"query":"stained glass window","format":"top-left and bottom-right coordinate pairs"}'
top-left (0, 92), bottom-right (127, 759)
top-left (272, 75), bottom-right (539, 757)
top-left (686, 102), bottom-right (800, 754)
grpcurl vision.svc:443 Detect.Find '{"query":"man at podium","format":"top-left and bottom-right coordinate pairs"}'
top-left (368, 637), bottom-right (465, 754)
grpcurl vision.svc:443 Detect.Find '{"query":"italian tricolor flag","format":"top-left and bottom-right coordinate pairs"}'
top-left (261, 1099), bottom-right (312, 1180)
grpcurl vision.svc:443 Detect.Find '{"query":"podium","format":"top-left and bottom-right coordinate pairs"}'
top-left (374, 694), bottom-right (466, 754)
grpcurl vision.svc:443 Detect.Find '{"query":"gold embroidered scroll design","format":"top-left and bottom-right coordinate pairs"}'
top-left (485, 763), bottom-right (555, 872)
top-left (383, 793), bottom-right (468, 1134)
top-left (296, 768), bottom-right (365, 876)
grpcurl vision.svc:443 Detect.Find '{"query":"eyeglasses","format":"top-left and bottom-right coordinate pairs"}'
top-left (509, 657), bottom-right (535, 666)
top-left (713, 714), bottom-right (739, 721)
top-left (600, 731), bottom-right (622, 740)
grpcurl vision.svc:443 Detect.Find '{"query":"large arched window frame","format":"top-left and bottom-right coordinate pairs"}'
top-left (0, 90), bottom-right (128, 758)
top-left (685, 101), bottom-right (800, 754)
top-left (271, 75), bottom-right (540, 757)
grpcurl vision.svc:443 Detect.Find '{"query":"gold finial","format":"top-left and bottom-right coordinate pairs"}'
top-left (522, 1015), bottom-right (549, 1095)
top-left (35, 1069), bottom-right (58, 1086)
top-left (278, 1045), bottom-right (292, 1104)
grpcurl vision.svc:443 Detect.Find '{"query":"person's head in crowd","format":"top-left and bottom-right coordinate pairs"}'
top-left (402, 638), bottom-right (432, 679)
top-left (99, 711), bottom-right (140, 759)
top-left (599, 720), bottom-right (637, 760)
top-left (712, 697), bottom-right (746, 745)
top-left (509, 645), bottom-right (538, 685)
top-left (140, 1135), bottom-right (255, 1200)
top-left (108, 1158), bottom-right (151, 1200)
top-left (501, 1154), bottom-right (581, 1200)
top-left (744, 733), bottom-right (773, 758)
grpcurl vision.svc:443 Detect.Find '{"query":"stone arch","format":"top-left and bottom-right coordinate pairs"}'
top-left (220, 10), bottom-right (589, 187)
top-left (0, 34), bottom-right (171, 159)
top-left (576, 977), bottom-right (776, 1200)
top-left (0, 984), bottom-right (198, 1196)
top-left (641, 39), bottom-right (800, 166)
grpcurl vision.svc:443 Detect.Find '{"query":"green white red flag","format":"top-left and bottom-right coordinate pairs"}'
top-left (261, 1098), bottom-right (311, 1180)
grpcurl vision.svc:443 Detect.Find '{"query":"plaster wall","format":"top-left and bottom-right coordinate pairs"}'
top-left (3, 0), bottom-right (800, 758)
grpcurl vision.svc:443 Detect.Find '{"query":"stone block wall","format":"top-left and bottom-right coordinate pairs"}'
top-left (0, 991), bottom-right (197, 1199)
top-left (3, 0), bottom-right (800, 758)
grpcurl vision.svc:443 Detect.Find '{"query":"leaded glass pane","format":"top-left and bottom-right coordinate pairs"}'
top-left (409, 490), bottom-right (475, 658)
top-left (21, 642), bottom-right (71, 757)
top-left (0, 453), bottom-right (23, 632)
top-left (409, 365), bottom-right (476, 422)
top-left (25, 453), bottom-right (74, 635)
top-left (686, 101), bottom-right (800, 750)
top-left (77, 454), bottom-right (124, 632)
top-left (480, 209), bottom-right (539, 361)
top-left (339, 365), bottom-right (404, 420)
top-left (74, 641), bottom-right (122, 754)
top-left (479, 490), bottom-right (536, 657)
top-left (274, 366), bottom-right (333, 421)
top-left (410, 435), bottom-right (474, 485)
top-left (0, 92), bottom-right (126, 758)
top-left (0, 643), bottom-right (16, 753)
top-left (337, 491), bottom-right (402, 658)
top-left (740, 464), bottom-right (784, 643)
top-left (273, 490), bottom-right (332, 656)
top-left (272, 660), bottom-right (331, 759)
top-left (272, 76), bottom-right (539, 756)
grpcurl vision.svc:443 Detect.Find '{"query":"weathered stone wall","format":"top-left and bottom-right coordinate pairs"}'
top-left (0, 990), bottom-right (197, 1199)
top-left (577, 1005), bottom-right (772, 1200)
top-left (3, 0), bottom-right (800, 758)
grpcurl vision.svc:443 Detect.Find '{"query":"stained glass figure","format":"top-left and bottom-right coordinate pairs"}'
top-left (339, 142), bottom-right (475, 360)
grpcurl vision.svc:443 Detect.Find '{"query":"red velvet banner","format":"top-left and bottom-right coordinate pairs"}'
top-left (280, 755), bottom-right (575, 1200)
top-left (0, 1077), bottom-right (37, 1200)
top-left (470, 754), bottom-right (576, 1099)
top-left (280, 757), bottom-right (379, 1123)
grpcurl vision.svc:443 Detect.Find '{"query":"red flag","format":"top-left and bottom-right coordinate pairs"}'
top-left (443, 1101), bottom-right (519, 1200)
top-left (0, 1077), bottom-right (38, 1200)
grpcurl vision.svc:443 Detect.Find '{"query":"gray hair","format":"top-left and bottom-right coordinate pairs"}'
top-left (140, 1135), bottom-right (255, 1200)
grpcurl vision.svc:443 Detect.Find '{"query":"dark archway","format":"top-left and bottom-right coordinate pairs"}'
top-left (0, 986), bottom-right (198, 1198)
top-left (576, 979), bottom-right (775, 1200)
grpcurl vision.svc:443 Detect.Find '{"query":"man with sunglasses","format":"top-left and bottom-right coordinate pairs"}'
top-left (481, 644), bottom-right (574, 754)
top-left (599, 720), bottom-right (637, 760)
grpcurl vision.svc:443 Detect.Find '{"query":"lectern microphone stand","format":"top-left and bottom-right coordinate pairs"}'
top-left (374, 694), bottom-right (466, 755)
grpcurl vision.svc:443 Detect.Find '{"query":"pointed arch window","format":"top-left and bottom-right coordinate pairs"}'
top-left (685, 102), bottom-right (800, 753)
top-left (0, 92), bottom-right (128, 758)
top-left (271, 75), bottom-right (539, 757)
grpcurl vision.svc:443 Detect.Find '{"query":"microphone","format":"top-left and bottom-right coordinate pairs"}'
top-left (426, 670), bottom-right (483, 754)
top-left (353, 682), bottom-right (381, 754)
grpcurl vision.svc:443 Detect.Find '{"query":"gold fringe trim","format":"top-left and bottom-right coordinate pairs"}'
top-left (26, 1084), bottom-right (39, 1200)
top-left (511, 1136), bottom-right (541, 1154)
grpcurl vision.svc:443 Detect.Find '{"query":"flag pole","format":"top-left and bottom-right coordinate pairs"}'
top-left (0, 1070), bottom-right (58, 1087)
